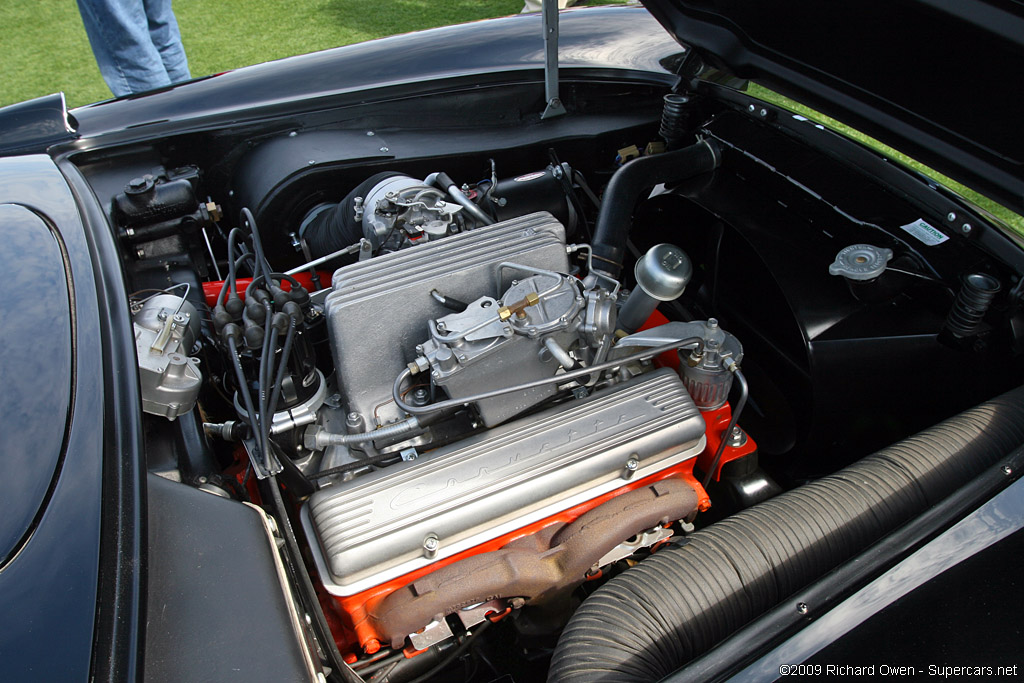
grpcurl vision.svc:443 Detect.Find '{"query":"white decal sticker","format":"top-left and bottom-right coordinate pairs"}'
top-left (900, 218), bottom-right (949, 246)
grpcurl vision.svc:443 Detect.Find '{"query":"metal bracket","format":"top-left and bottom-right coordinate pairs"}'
top-left (241, 437), bottom-right (283, 480)
top-left (541, 0), bottom-right (566, 119)
top-left (408, 618), bottom-right (454, 651)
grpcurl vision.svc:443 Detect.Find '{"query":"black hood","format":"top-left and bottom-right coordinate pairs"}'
top-left (642, 0), bottom-right (1024, 214)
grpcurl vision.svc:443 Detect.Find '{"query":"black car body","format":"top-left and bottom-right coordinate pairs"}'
top-left (1, 3), bottom-right (1022, 681)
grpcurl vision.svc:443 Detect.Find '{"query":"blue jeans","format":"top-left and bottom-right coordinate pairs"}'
top-left (77, 0), bottom-right (191, 97)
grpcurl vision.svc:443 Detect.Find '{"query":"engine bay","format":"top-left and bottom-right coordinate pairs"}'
top-left (67, 76), bottom-right (1024, 681)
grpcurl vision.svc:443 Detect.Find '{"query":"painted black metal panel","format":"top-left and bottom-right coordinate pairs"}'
top-left (0, 155), bottom-right (108, 681)
top-left (0, 204), bottom-right (72, 564)
top-left (644, 0), bottom-right (1024, 213)
top-left (68, 7), bottom-right (681, 142)
top-left (144, 475), bottom-right (311, 683)
top-left (0, 94), bottom-right (76, 157)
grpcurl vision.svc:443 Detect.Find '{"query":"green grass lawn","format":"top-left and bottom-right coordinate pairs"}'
top-left (0, 0), bottom-right (531, 108)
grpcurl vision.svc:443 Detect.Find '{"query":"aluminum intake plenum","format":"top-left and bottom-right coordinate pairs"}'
top-left (324, 212), bottom-right (568, 425)
top-left (301, 368), bottom-right (706, 596)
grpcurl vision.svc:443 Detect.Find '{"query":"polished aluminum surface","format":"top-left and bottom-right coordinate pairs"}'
top-left (133, 295), bottom-right (202, 420)
top-left (324, 212), bottom-right (568, 425)
top-left (422, 273), bottom-right (585, 427)
top-left (303, 368), bottom-right (706, 595)
top-left (635, 243), bottom-right (692, 301)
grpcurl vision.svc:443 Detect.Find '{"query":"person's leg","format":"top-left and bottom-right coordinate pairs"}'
top-left (77, 0), bottom-right (171, 97)
top-left (143, 0), bottom-right (191, 84)
top-left (521, 0), bottom-right (576, 13)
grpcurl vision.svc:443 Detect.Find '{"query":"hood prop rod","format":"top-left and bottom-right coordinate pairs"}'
top-left (541, 0), bottom-right (567, 119)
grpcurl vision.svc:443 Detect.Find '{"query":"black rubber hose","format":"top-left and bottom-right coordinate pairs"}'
top-left (591, 139), bottom-right (721, 278)
top-left (549, 384), bottom-right (1024, 683)
top-left (659, 93), bottom-right (695, 150)
top-left (300, 171), bottom-right (404, 258)
top-left (943, 272), bottom-right (1001, 338)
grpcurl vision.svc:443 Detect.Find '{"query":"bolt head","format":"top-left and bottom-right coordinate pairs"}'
top-left (797, 602), bottom-right (809, 615)
top-left (625, 458), bottom-right (639, 471)
top-left (961, 223), bottom-right (973, 235)
top-left (380, 146), bottom-right (389, 153)
top-left (1003, 465), bottom-right (1013, 475)
top-left (747, 104), bottom-right (756, 113)
top-left (947, 212), bottom-right (957, 222)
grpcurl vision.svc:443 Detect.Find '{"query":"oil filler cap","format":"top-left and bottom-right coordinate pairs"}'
top-left (829, 244), bottom-right (892, 281)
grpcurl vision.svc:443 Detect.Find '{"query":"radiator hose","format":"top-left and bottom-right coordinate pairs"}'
top-left (590, 139), bottom-right (720, 278)
top-left (549, 384), bottom-right (1024, 682)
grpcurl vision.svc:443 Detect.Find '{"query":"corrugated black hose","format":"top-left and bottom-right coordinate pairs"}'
top-left (300, 172), bottom-right (404, 257)
top-left (549, 384), bottom-right (1024, 682)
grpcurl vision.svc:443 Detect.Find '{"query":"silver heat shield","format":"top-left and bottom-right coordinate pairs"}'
top-left (302, 368), bottom-right (706, 596)
top-left (324, 212), bottom-right (568, 425)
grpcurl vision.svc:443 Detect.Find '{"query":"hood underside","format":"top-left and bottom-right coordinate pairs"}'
top-left (642, 0), bottom-right (1024, 214)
